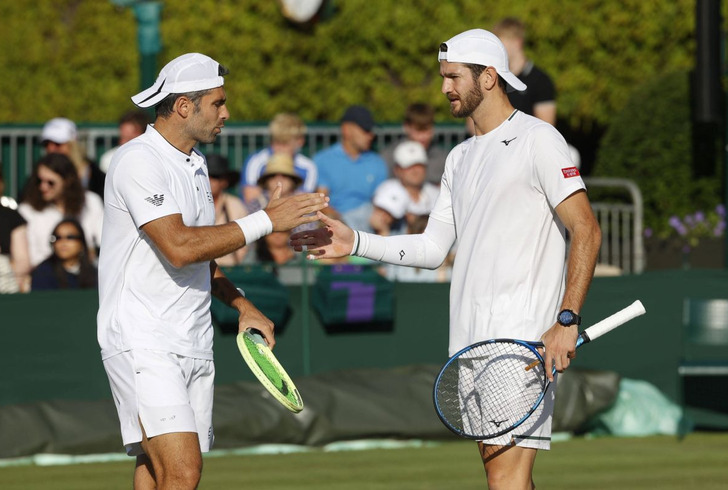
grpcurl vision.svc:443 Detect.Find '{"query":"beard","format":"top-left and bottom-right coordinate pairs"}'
top-left (449, 84), bottom-right (484, 118)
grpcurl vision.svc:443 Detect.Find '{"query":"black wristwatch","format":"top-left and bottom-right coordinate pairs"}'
top-left (557, 309), bottom-right (581, 327)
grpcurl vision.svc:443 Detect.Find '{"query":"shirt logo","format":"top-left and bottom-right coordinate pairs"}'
top-left (561, 167), bottom-right (580, 178)
top-left (501, 137), bottom-right (517, 146)
top-left (145, 194), bottom-right (165, 206)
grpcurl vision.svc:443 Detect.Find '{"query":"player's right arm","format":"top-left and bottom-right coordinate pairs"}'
top-left (289, 212), bottom-right (455, 270)
top-left (142, 186), bottom-right (328, 268)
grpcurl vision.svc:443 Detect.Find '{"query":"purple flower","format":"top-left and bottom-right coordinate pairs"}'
top-left (644, 228), bottom-right (653, 238)
top-left (717, 204), bottom-right (726, 217)
top-left (668, 216), bottom-right (682, 230)
top-left (694, 211), bottom-right (705, 223)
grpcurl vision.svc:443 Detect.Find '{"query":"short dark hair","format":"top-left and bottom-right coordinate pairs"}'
top-left (404, 103), bottom-right (435, 129)
top-left (155, 89), bottom-right (212, 118)
top-left (119, 110), bottom-right (151, 131)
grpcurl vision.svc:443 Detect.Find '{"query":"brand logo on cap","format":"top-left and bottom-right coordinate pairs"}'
top-left (561, 167), bottom-right (580, 178)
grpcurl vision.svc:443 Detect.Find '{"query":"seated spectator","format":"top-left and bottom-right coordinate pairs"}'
top-left (244, 153), bottom-right (306, 265)
top-left (206, 153), bottom-right (249, 266)
top-left (379, 103), bottom-right (449, 185)
top-left (370, 180), bottom-right (409, 236)
top-left (371, 141), bottom-right (440, 235)
top-left (31, 218), bottom-right (98, 290)
top-left (99, 110), bottom-right (150, 173)
top-left (0, 166), bottom-right (31, 293)
top-left (315, 105), bottom-right (387, 232)
top-left (18, 153), bottom-right (104, 268)
top-left (41, 117), bottom-right (106, 199)
top-left (241, 112), bottom-right (318, 204)
top-left (393, 141), bottom-right (440, 216)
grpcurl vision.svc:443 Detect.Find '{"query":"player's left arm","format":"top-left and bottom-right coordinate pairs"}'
top-left (541, 190), bottom-right (601, 379)
top-left (209, 261), bottom-right (275, 347)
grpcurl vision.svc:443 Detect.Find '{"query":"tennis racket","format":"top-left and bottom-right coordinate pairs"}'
top-left (236, 328), bottom-right (304, 413)
top-left (433, 300), bottom-right (646, 439)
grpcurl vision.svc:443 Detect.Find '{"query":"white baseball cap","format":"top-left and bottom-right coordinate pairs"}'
top-left (373, 180), bottom-right (410, 220)
top-left (394, 141), bottom-right (428, 169)
top-left (438, 29), bottom-right (527, 92)
top-left (41, 117), bottom-right (77, 144)
top-left (131, 53), bottom-right (227, 108)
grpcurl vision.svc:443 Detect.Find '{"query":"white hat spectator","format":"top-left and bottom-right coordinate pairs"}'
top-left (393, 141), bottom-right (428, 169)
top-left (373, 180), bottom-right (410, 219)
top-left (131, 53), bottom-right (227, 108)
top-left (41, 118), bottom-right (77, 144)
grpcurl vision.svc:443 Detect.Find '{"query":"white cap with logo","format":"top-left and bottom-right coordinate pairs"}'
top-left (41, 117), bottom-right (77, 144)
top-left (438, 29), bottom-right (527, 92)
top-left (394, 141), bottom-right (428, 169)
top-left (373, 180), bottom-right (410, 220)
top-left (131, 53), bottom-right (227, 108)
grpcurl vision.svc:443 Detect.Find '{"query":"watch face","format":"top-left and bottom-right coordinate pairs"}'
top-left (558, 310), bottom-right (576, 325)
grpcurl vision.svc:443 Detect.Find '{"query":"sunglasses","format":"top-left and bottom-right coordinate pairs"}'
top-left (37, 178), bottom-right (59, 188)
top-left (50, 234), bottom-right (82, 243)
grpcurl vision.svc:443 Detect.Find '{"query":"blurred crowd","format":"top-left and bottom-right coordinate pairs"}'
top-left (0, 17), bottom-right (580, 293)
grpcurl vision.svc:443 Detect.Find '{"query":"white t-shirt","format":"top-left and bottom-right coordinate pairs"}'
top-left (19, 191), bottom-right (104, 268)
top-left (407, 182), bottom-right (440, 216)
top-left (97, 125), bottom-right (216, 361)
top-left (429, 111), bottom-right (585, 355)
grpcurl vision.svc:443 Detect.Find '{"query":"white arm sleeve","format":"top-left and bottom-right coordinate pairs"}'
top-left (352, 217), bottom-right (456, 269)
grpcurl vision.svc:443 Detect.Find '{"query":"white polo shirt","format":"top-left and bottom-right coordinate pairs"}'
top-left (97, 125), bottom-right (216, 361)
top-left (429, 111), bottom-right (585, 355)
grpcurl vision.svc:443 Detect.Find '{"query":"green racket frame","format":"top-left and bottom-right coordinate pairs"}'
top-left (236, 329), bottom-right (304, 413)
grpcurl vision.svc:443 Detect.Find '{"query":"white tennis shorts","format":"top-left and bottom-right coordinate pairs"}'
top-left (458, 352), bottom-right (557, 451)
top-left (103, 349), bottom-right (215, 456)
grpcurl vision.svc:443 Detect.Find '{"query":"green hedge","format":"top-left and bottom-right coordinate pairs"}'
top-left (0, 0), bottom-right (705, 131)
top-left (594, 70), bottom-right (722, 236)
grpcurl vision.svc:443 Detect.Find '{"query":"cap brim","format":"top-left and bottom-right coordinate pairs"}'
top-left (131, 80), bottom-right (169, 108)
top-left (500, 72), bottom-right (527, 92)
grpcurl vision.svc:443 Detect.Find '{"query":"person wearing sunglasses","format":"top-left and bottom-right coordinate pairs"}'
top-left (18, 153), bottom-right (104, 268)
top-left (31, 218), bottom-right (98, 290)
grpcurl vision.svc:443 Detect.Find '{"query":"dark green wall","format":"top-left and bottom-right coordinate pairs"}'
top-left (1, 270), bottom-right (726, 407)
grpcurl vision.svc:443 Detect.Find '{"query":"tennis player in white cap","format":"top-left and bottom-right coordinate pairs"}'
top-left (291, 29), bottom-right (601, 489)
top-left (98, 53), bottom-right (328, 489)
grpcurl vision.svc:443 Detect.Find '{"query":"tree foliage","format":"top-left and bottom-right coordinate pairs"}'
top-left (0, 0), bottom-right (705, 130)
top-left (594, 70), bottom-right (722, 236)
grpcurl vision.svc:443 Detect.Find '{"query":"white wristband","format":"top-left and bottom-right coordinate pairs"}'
top-left (350, 230), bottom-right (361, 256)
top-left (234, 210), bottom-right (273, 244)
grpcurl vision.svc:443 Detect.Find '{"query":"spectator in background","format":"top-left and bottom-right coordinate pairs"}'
top-left (0, 166), bottom-right (31, 293)
top-left (206, 153), bottom-right (249, 266)
top-left (244, 153), bottom-right (304, 265)
top-left (31, 218), bottom-right (98, 290)
top-left (241, 112), bottom-right (317, 203)
top-left (315, 105), bottom-right (387, 232)
top-left (18, 153), bottom-right (104, 268)
top-left (380, 103), bottom-right (449, 185)
top-left (493, 17), bottom-right (557, 126)
top-left (370, 179), bottom-right (409, 236)
top-left (99, 110), bottom-right (151, 173)
top-left (41, 117), bottom-right (106, 198)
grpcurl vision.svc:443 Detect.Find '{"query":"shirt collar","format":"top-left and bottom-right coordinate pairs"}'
top-left (144, 124), bottom-right (206, 171)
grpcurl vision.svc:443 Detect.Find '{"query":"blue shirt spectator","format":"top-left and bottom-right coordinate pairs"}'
top-left (314, 106), bottom-right (387, 232)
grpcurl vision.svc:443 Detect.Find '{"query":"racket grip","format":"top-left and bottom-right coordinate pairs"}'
top-left (582, 300), bottom-right (646, 343)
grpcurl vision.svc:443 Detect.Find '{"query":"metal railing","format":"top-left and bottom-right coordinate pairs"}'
top-left (0, 125), bottom-right (643, 274)
top-left (583, 177), bottom-right (645, 274)
top-left (0, 123), bottom-right (469, 199)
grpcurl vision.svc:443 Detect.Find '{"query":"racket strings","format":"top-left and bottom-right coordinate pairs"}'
top-left (243, 336), bottom-right (299, 405)
top-left (436, 342), bottom-right (546, 438)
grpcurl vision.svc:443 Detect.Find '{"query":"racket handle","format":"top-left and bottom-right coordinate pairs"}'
top-left (581, 300), bottom-right (646, 343)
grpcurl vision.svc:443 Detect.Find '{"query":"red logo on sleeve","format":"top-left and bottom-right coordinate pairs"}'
top-left (561, 167), bottom-right (580, 178)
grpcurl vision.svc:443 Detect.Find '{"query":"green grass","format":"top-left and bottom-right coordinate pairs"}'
top-left (1, 433), bottom-right (727, 489)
